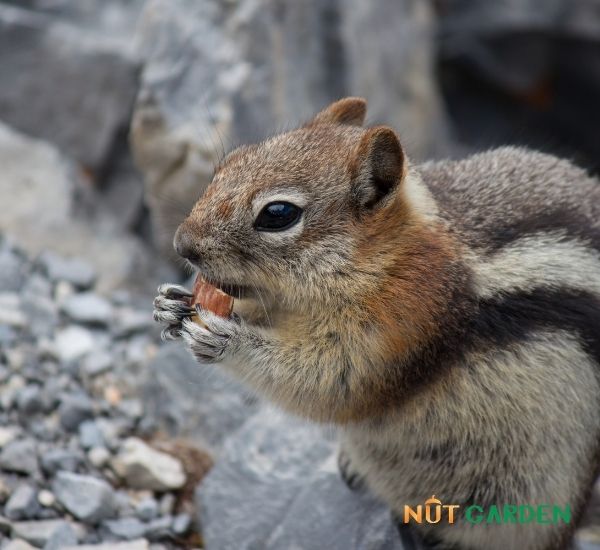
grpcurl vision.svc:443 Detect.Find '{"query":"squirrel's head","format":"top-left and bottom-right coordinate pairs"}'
top-left (174, 97), bottom-right (426, 309)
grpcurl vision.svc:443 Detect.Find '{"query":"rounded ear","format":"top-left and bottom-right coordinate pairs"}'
top-left (350, 126), bottom-right (405, 210)
top-left (308, 97), bottom-right (367, 127)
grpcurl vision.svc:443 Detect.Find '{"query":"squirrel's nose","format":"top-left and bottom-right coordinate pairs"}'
top-left (173, 226), bottom-right (203, 264)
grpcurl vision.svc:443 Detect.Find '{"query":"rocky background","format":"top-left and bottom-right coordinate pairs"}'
top-left (0, 1), bottom-right (599, 549)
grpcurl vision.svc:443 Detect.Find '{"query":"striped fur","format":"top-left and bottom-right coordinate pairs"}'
top-left (165, 99), bottom-right (600, 550)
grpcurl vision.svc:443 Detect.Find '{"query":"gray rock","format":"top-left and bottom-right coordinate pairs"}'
top-left (41, 449), bottom-right (84, 476)
top-left (112, 309), bottom-right (153, 338)
top-left (141, 343), bottom-right (258, 449)
top-left (197, 407), bottom-right (403, 550)
top-left (0, 248), bottom-right (26, 292)
top-left (78, 421), bottom-right (105, 450)
top-left (342, 0), bottom-right (448, 159)
top-left (132, 0), bottom-right (346, 257)
top-left (5, 484), bottom-right (38, 520)
top-left (43, 522), bottom-right (78, 550)
top-left (0, 293), bottom-right (27, 329)
top-left (61, 293), bottom-right (113, 326)
top-left (0, 122), bottom-right (163, 295)
top-left (143, 515), bottom-right (172, 541)
top-left (88, 447), bottom-right (111, 469)
top-left (171, 513), bottom-right (191, 536)
top-left (16, 385), bottom-right (45, 415)
top-left (53, 327), bottom-right (96, 363)
top-left (11, 519), bottom-right (74, 547)
top-left (20, 294), bottom-right (58, 340)
top-left (58, 393), bottom-right (95, 432)
top-left (0, 439), bottom-right (38, 475)
top-left (81, 352), bottom-right (113, 378)
top-left (39, 252), bottom-right (97, 290)
top-left (103, 517), bottom-right (146, 540)
top-left (0, 514), bottom-right (11, 534)
top-left (135, 498), bottom-right (158, 522)
top-left (157, 494), bottom-right (174, 518)
top-left (0, 4), bottom-right (139, 169)
top-left (53, 472), bottom-right (116, 524)
top-left (0, 427), bottom-right (20, 448)
top-left (112, 438), bottom-right (185, 492)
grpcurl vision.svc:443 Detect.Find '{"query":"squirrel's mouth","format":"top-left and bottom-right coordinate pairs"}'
top-left (208, 279), bottom-right (254, 300)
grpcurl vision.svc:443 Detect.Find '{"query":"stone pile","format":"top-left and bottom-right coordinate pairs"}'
top-left (0, 237), bottom-right (206, 549)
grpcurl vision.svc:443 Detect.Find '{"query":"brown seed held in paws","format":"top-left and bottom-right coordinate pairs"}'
top-left (190, 275), bottom-right (234, 326)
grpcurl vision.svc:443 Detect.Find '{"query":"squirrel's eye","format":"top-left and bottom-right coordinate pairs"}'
top-left (254, 202), bottom-right (303, 232)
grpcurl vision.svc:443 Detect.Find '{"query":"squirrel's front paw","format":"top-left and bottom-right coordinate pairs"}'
top-left (181, 306), bottom-right (242, 363)
top-left (338, 449), bottom-right (366, 492)
top-left (153, 283), bottom-right (194, 341)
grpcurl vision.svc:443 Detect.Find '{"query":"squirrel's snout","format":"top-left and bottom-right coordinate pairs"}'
top-left (173, 225), bottom-right (204, 265)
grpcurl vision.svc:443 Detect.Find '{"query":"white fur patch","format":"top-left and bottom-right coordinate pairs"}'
top-left (472, 232), bottom-right (600, 298)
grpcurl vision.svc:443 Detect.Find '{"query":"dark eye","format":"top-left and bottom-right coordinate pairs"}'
top-left (254, 202), bottom-right (303, 232)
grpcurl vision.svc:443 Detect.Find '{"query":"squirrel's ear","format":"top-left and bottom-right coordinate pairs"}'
top-left (350, 126), bottom-right (405, 210)
top-left (308, 97), bottom-right (366, 127)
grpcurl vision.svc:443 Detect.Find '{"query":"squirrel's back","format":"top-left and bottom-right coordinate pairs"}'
top-left (420, 147), bottom-right (600, 253)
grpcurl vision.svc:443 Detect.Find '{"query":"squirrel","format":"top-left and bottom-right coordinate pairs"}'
top-left (153, 97), bottom-right (600, 550)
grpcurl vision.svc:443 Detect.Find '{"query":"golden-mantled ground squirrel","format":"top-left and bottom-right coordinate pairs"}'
top-left (153, 98), bottom-right (600, 550)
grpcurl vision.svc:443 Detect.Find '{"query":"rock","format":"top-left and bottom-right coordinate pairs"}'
top-left (11, 519), bottom-right (75, 547)
top-left (0, 123), bottom-right (74, 251)
top-left (102, 517), bottom-right (146, 540)
top-left (41, 449), bottom-right (84, 476)
top-left (43, 522), bottom-right (78, 550)
top-left (0, 4), bottom-right (140, 169)
top-left (53, 327), bottom-right (96, 363)
top-left (112, 309), bottom-right (153, 338)
top-left (63, 540), bottom-right (149, 550)
top-left (0, 376), bottom-right (26, 411)
top-left (16, 384), bottom-right (45, 414)
top-left (5, 484), bottom-right (38, 520)
top-left (171, 513), bottom-right (191, 536)
top-left (39, 252), bottom-right (97, 290)
top-left (0, 247), bottom-right (26, 292)
top-left (197, 407), bottom-right (403, 550)
top-left (53, 472), bottom-right (116, 524)
top-left (0, 439), bottom-right (38, 475)
top-left (81, 352), bottom-right (113, 378)
top-left (112, 438), bottom-right (185, 491)
top-left (4, 540), bottom-right (37, 550)
top-left (0, 514), bottom-right (11, 534)
top-left (135, 498), bottom-right (158, 522)
top-left (38, 490), bottom-right (56, 508)
top-left (141, 344), bottom-right (258, 448)
top-left (58, 393), bottom-right (95, 431)
top-left (0, 122), bottom-right (166, 295)
top-left (78, 421), bottom-right (105, 450)
top-left (88, 447), bottom-right (111, 469)
top-left (143, 515), bottom-right (172, 541)
top-left (61, 293), bottom-right (113, 326)
top-left (0, 293), bottom-right (27, 329)
top-left (156, 494), bottom-right (174, 519)
top-left (0, 427), bottom-right (20, 448)
top-left (132, 0), bottom-right (347, 257)
top-left (341, 0), bottom-right (448, 159)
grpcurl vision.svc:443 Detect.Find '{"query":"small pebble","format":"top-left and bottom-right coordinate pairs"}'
top-left (38, 489), bottom-right (56, 508)
top-left (88, 446), bottom-right (111, 468)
